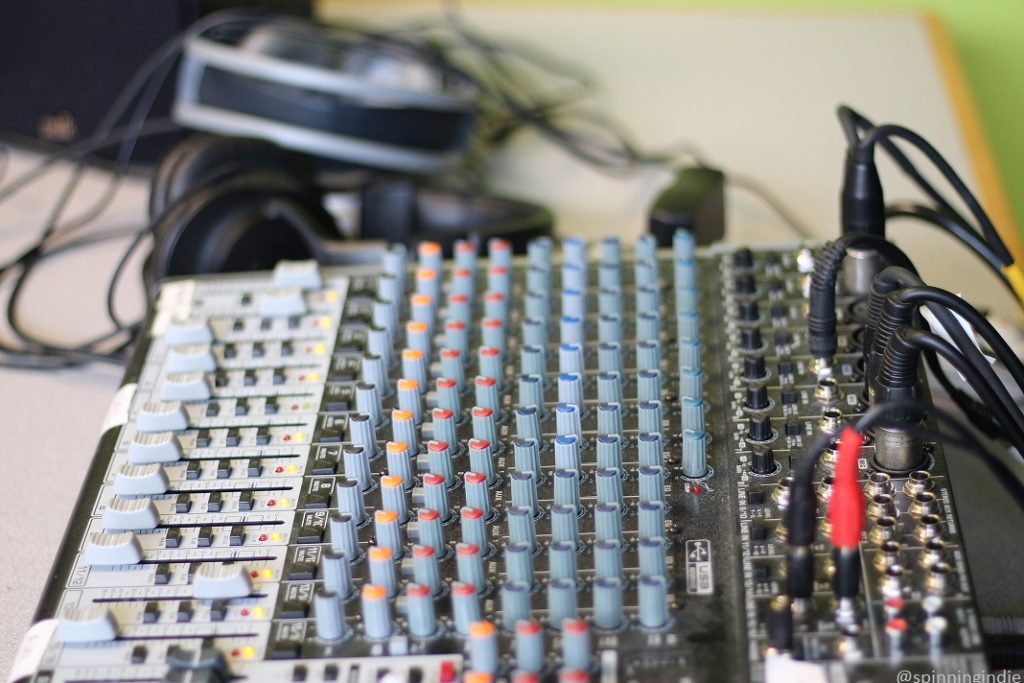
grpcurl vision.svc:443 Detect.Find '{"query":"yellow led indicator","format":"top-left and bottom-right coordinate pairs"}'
top-left (318, 316), bottom-right (331, 328)
top-left (303, 402), bottom-right (312, 410)
top-left (280, 498), bottom-right (291, 508)
top-left (325, 291), bottom-right (338, 302)
top-left (242, 646), bottom-right (256, 659)
top-left (261, 569), bottom-right (273, 580)
top-left (252, 607), bottom-right (266, 618)
top-left (314, 343), bottom-right (326, 356)
top-left (271, 532), bottom-right (282, 542)
top-left (287, 464), bottom-right (298, 474)
top-left (306, 372), bottom-right (319, 383)
top-left (294, 433), bottom-right (306, 443)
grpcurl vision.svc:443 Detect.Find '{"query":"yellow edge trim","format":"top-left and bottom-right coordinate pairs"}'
top-left (923, 12), bottom-right (1022, 266)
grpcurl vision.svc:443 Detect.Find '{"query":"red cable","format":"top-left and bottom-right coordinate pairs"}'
top-left (828, 427), bottom-right (866, 549)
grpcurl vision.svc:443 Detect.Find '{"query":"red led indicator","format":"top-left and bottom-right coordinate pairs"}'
top-left (268, 499), bottom-right (277, 507)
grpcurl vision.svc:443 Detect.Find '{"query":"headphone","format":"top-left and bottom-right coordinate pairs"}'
top-left (142, 134), bottom-right (554, 293)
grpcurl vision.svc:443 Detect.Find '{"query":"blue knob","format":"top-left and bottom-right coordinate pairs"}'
top-left (547, 577), bottom-right (578, 627)
top-left (593, 577), bottom-right (624, 629)
top-left (596, 434), bottom-right (624, 469)
top-left (596, 402), bottom-right (623, 438)
top-left (597, 342), bottom-right (623, 374)
top-left (682, 429), bottom-right (708, 479)
top-left (594, 500), bottom-right (623, 542)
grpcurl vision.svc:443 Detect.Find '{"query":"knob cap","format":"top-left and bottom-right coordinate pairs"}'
top-left (752, 449), bottom-right (777, 475)
top-left (406, 583), bottom-right (437, 637)
top-left (741, 327), bottom-right (764, 351)
top-left (744, 355), bottom-right (768, 381)
top-left (745, 385), bottom-right (769, 411)
top-left (748, 415), bottom-right (774, 442)
top-left (682, 429), bottom-right (708, 478)
top-left (314, 589), bottom-right (346, 641)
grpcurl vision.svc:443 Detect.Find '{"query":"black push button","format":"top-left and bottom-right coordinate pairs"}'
top-left (280, 599), bottom-right (309, 619)
top-left (288, 562), bottom-right (316, 581)
top-left (216, 459), bottom-right (232, 478)
top-left (143, 602), bottom-right (160, 623)
top-left (210, 600), bottom-right (227, 622)
top-left (176, 602), bottom-right (193, 623)
top-left (176, 493), bottom-right (192, 514)
top-left (197, 526), bottom-right (214, 547)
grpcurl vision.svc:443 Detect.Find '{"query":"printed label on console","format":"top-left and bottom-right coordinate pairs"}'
top-left (100, 383), bottom-right (137, 435)
top-left (7, 619), bottom-right (57, 683)
top-left (685, 539), bottom-right (714, 595)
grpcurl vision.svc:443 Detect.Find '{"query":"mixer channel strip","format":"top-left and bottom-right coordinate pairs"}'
top-left (21, 236), bottom-right (986, 682)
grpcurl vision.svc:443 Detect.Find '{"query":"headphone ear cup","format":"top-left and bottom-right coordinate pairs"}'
top-left (148, 135), bottom-right (315, 218)
top-left (144, 170), bottom-right (340, 294)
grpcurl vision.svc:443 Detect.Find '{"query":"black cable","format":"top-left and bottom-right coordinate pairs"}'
top-left (2, 46), bottom-right (178, 358)
top-left (726, 173), bottom-right (813, 241)
top-left (0, 119), bottom-right (178, 205)
top-left (863, 266), bottom-right (1007, 441)
top-left (886, 202), bottom-right (1005, 274)
top-left (0, 227), bottom-right (141, 369)
top-left (882, 327), bottom-right (1024, 454)
top-left (857, 123), bottom-right (1012, 266)
top-left (788, 397), bottom-right (1024, 549)
top-left (895, 286), bottom-right (1024, 398)
top-left (838, 105), bottom-right (972, 229)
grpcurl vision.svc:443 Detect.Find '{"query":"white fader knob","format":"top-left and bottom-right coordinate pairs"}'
top-left (103, 497), bottom-right (160, 531)
top-left (57, 604), bottom-right (119, 643)
top-left (128, 432), bottom-right (183, 465)
top-left (259, 288), bottom-right (307, 317)
top-left (160, 371), bottom-right (211, 402)
top-left (136, 401), bottom-right (189, 433)
top-left (167, 343), bottom-right (216, 373)
top-left (164, 319), bottom-right (213, 346)
top-left (114, 463), bottom-right (169, 496)
top-left (273, 260), bottom-right (322, 289)
top-left (193, 563), bottom-right (253, 599)
top-left (84, 531), bottom-right (144, 566)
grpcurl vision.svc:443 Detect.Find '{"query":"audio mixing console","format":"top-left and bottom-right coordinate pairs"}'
top-left (13, 233), bottom-right (988, 682)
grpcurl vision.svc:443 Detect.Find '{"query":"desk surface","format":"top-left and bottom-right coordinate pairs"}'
top-left (1, 8), bottom-right (1017, 676)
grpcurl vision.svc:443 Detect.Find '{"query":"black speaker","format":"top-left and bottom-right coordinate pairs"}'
top-left (0, 0), bottom-right (310, 163)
